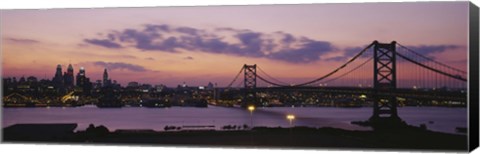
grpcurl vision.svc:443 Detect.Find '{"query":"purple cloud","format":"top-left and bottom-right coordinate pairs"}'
top-left (405, 45), bottom-right (461, 55)
top-left (268, 39), bottom-right (333, 63)
top-left (5, 37), bottom-right (40, 44)
top-left (84, 24), bottom-right (336, 63)
top-left (145, 57), bottom-right (155, 61)
top-left (145, 24), bottom-right (171, 32)
top-left (118, 55), bottom-right (137, 59)
top-left (93, 61), bottom-right (147, 72)
top-left (328, 44), bottom-right (462, 62)
top-left (84, 39), bottom-right (122, 49)
top-left (176, 26), bottom-right (201, 35)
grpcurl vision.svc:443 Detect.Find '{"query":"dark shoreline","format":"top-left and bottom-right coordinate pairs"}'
top-left (3, 124), bottom-right (467, 151)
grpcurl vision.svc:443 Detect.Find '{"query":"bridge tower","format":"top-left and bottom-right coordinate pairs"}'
top-left (243, 64), bottom-right (257, 107)
top-left (370, 41), bottom-right (403, 125)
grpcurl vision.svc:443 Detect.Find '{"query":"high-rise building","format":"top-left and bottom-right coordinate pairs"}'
top-left (127, 82), bottom-right (139, 88)
top-left (103, 68), bottom-right (111, 87)
top-left (27, 76), bottom-right (38, 83)
top-left (207, 82), bottom-right (214, 90)
top-left (94, 80), bottom-right (102, 89)
top-left (155, 84), bottom-right (166, 92)
top-left (63, 64), bottom-right (75, 88)
top-left (76, 67), bottom-right (92, 95)
top-left (52, 64), bottom-right (64, 89)
top-left (19, 76), bottom-right (26, 84)
top-left (76, 67), bottom-right (86, 86)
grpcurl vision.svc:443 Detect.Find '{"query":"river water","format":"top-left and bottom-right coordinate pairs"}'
top-left (2, 106), bottom-right (467, 134)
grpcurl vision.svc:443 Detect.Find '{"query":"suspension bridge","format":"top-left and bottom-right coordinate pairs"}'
top-left (223, 40), bottom-right (467, 125)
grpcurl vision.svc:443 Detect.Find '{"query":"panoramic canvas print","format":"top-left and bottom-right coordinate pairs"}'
top-left (1, 1), bottom-right (473, 151)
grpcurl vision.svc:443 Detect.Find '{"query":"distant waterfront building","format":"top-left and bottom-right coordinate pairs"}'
top-left (207, 82), bottom-right (214, 90)
top-left (76, 67), bottom-right (86, 86)
top-left (38, 79), bottom-right (55, 93)
top-left (155, 84), bottom-right (166, 92)
top-left (16, 76), bottom-right (30, 91)
top-left (103, 68), bottom-right (112, 87)
top-left (3, 78), bottom-right (14, 91)
top-left (63, 64), bottom-right (75, 88)
top-left (19, 76), bottom-right (26, 84)
top-left (94, 80), bottom-right (102, 89)
top-left (27, 76), bottom-right (38, 83)
top-left (112, 80), bottom-right (121, 89)
top-left (127, 82), bottom-right (139, 88)
top-left (52, 64), bottom-right (64, 90)
top-left (76, 67), bottom-right (92, 95)
top-left (140, 84), bottom-right (152, 92)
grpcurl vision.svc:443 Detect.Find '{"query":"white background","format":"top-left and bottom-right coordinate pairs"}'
top-left (1, 0), bottom-right (479, 154)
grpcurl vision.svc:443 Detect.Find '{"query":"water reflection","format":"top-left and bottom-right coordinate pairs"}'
top-left (2, 106), bottom-right (466, 134)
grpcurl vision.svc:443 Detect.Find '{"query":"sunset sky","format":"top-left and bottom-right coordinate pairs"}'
top-left (1, 2), bottom-right (469, 87)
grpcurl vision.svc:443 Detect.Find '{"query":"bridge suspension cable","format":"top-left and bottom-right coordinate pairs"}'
top-left (322, 56), bottom-right (374, 85)
top-left (235, 41), bottom-right (466, 88)
top-left (397, 43), bottom-right (467, 74)
top-left (257, 66), bottom-right (290, 85)
top-left (235, 79), bottom-right (244, 88)
top-left (226, 66), bottom-right (244, 88)
top-left (290, 42), bottom-right (375, 87)
top-left (395, 52), bottom-right (467, 82)
top-left (256, 74), bottom-right (289, 87)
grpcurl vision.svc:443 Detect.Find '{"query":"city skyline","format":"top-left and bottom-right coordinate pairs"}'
top-left (1, 2), bottom-right (469, 86)
top-left (1, 1), bottom-right (474, 150)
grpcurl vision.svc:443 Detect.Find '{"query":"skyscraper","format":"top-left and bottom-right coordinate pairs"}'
top-left (103, 68), bottom-right (111, 87)
top-left (76, 67), bottom-right (86, 86)
top-left (63, 64), bottom-right (75, 88)
top-left (52, 64), bottom-right (64, 89)
top-left (76, 67), bottom-right (92, 95)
